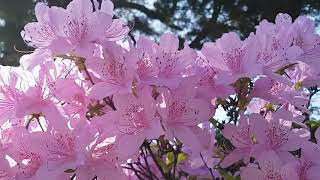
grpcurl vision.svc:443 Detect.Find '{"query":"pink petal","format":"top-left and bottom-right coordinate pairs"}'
top-left (221, 149), bottom-right (248, 168)
top-left (89, 82), bottom-right (119, 100)
top-left (159, 33), bottom-right (179, 53)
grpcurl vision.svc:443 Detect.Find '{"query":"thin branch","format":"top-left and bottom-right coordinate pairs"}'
top-left (172, 150), bottom-right (178, 179)
top-left (122, 165), bottom-right (145, 180)
top-left (82, 67), bottom-right (95, 86)
top-left (136, 162), bottom-right (154, 180)
top-left (77, 58), bottom-right (117, 111)
top-left (37, 119), bottom-right (45, 132)
top-left (200, 153), bottom-right (215, 180)
top-left (141, 148), bottom-right (160, 180)
top-left (70, 174), bottom-right (76, 180)
top-left (145, 142), bottom-right (167, 179)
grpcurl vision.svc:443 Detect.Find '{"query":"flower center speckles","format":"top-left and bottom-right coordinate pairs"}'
top-left (263, 163), bottom-right (285, 180)
top-left (257, 49), bottom-right (273, 65)
top-left (232, 126), bottom-right (252, 146)
top-left (0, 170), bottom-right (10, 178)
top-left (30, 22), bottom-right (56, 47)
top-left (18, 151), bottom-right (42, 178)
top-left (46, 132), bottom-right (75, 161)
top-left (168, 99), bottom-right (199, 123)
top-left (0, 83), bottom-right (21, 112)
top-left (272, 38), bottom-right (281, 51)
top-left (298, 160), bottom-right (312, 180)
top-left (265, 122), bottom-right (289, 149)
top-left (198, 66), bottom-right (217, 87)
top-left (73, 93), bottom-right (85, 104)
top-left (64, 15), bottom-right (89, 44)
top-left (157, 52), bottom-right (179, 76)
top-left (222, 48), bottom-right (245, 74)
top-left (265, 172), bottom-right (284, 180)
top-left (93, 143), bottom-right (116, 159)
top-left (117, 104), bottom-right (147, 135)
top-left (102, 60), bottom-right (126, 85)
top-left (294, 35), bottom-right (305, 48)
top-left (269, 81), bottom-right (285, 95)
top-left (137, 52), bottom-right (156, 77)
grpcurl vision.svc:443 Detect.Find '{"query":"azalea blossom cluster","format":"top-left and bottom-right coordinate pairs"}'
top-left (1, 0), bottom-right (320, 179)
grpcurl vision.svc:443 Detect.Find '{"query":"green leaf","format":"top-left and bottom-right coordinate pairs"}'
top-left (166, 152), bottom-right (174, 166)
top-left (156, 157), bottom-right (170, 173)
top-left (177, 153), bottom-right (188, 163)
top-left (150, 145), bottom-right (159, 151)
top-left (305, 120), bottom-right (320, 128)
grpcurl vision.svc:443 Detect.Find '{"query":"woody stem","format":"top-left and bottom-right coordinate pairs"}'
top-left (78, 60), bottom-right (117, 111)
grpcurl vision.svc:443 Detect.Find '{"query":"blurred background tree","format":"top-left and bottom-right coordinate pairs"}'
top-left (0, 0), bottom-right (320, 66)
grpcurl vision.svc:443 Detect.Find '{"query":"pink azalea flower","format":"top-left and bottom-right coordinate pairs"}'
top-left (91, 86), bottom-right (164, 156)
top-left (251, 76), bottom-right (308, 112)
top-left (44, 127), bottom-right (76, 172)
top-left (127, 36), bottom-right (159, 84)
top-left (221, 114), bottom-right (259, 168)
top-left (292, 15), bottom-right (320, 51)
top-left (0, 67), bottom-right (23, 125)
top-left (6, 65), bottom-right (69, 129)
top-left (21, 0), bottom-right (129, 62)
top-left (96, 0), bottom-right (130, 41)
top-left (202, 32), bottom-right (262, 84)
top-left (0, 150), bottom-right (16, 179)
top-left (21, 3), bottom-right (68, 51)
top-left (88, 42), bottom-right (136, 100)
top-left (253, 13), bottom-right (303, 73)
top-left (58, 0), bottom-right (114, 57)
top-left (157, 83), bottom-right (212, 145)
top-left (6, 4), bottom-right (320, 179)
top-left (148, 33), bottom-right (197, 89)
top-left (241, 151), bottom-right (299, 180)
top-left (246, 98), bottom-right (269, 114)
top-left (295, 141), bottom-right (320, 180)
top-left (5, 127), bottom-right (46, 179)
top-left (127, 34), bottom-right (196, 89)
top-left (251, 113), bottom-right (309, 161)
top-left (19, 49), bottom-right (53, 70)
top-left (30, 126), bottom-right (76, 180)
top-left (50, 78), bottom-right (90, 120)
top-left (287, 62), bottom-right (320, 88)
top-left (181, 126), bottom-right (221, 178)
top-left (191, 53), bottom-right (234, 99)
top-left (73, 128), bottom-right (127, 180)
top-left (271, 105), bottom-right (306, 124)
